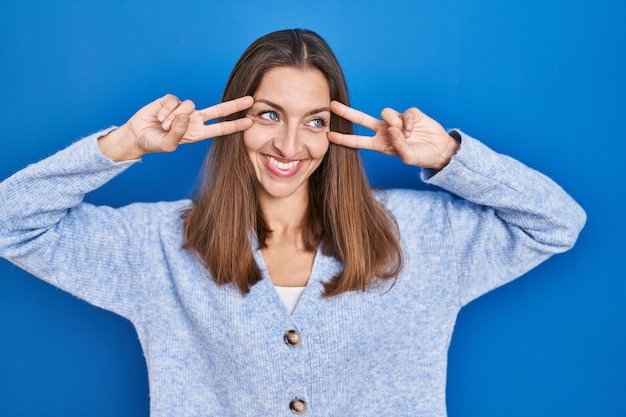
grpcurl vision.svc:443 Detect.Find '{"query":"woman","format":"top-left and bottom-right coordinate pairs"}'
top-left (0, 29), bottom-right (585, 416)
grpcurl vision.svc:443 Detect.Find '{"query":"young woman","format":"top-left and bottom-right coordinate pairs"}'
top-left (0, 29), bottom-right (585, 416)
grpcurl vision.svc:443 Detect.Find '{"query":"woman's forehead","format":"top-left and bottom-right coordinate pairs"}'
top-left (254, 67), bottom-right (330, 111)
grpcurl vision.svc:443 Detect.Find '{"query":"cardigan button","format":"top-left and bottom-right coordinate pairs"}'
top-left (284, 329), bottom-right (302, 347)
top-left (289, 398), bottom-right (307, 414)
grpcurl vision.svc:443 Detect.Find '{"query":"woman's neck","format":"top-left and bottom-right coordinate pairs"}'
top-left (258, 188), bottom-right (309, 235)
top-left (257, 187), bottom-right (315, 287)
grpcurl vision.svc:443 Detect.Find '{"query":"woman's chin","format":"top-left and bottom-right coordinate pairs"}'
top-left (256, 181), bottom-right (308, 202)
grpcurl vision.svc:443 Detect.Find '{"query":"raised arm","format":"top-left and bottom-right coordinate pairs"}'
top-left (329, 101), bottom-right (586, 304)
top-left (0, 94), bottom-right (254, 318)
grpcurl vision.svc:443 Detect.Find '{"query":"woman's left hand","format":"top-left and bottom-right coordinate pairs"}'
top-left (328, 101), bottom-right (460, 170)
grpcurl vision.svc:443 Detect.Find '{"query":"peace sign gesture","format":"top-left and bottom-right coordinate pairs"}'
top-left (155, 94), bottom-right (254, 146)
top-left (99, 94), bottom-right (254, 162)
top-left (327, 101), bottom-right (460, 170)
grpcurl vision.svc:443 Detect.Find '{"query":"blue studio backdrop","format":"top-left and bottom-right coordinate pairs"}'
top-left (1, 1), bottom-right (624, 416)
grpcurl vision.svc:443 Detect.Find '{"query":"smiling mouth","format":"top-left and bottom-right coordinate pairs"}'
top-left (263, 154), bottom-right (304, 177)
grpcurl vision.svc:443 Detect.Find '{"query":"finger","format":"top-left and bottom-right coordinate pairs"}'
top-left (160, 113), bottom-right (190, 152)
top-left (194, 117), bottom-right (254, 141)
top-left (380, 107), bottom-right (404, 130)
top-left (387, 126), bottom-right (412, 155)
top-left (400, 107), bottom-right (421, 135)
top-left (382, 107), bottom-right (421, 139)
top-left (330, 100), bottom-right (381, 131)
top-left (197, 96), bottom-right (254, 122)
top-left (382, 107), bottom-right (412, 140)
top-left (327, 131), bottom-right (376, 151)
top-left (182, 117), bottom-right (254, 143)
top-left (156, 94), bottom-right (182, 122)
top-left (162, 99), bottom-right (195, 130)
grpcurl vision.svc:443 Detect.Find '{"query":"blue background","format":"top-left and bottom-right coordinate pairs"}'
top-left (1, 1), bottom-right (624, 416)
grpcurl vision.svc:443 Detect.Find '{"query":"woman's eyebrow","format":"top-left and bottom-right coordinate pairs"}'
top-left (254, 99), bottom-right (330, 117)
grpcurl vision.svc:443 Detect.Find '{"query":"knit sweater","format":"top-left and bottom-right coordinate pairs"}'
top-left (0, 129), bottom-right (586, 416)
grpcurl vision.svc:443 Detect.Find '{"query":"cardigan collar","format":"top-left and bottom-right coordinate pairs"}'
top-left (250, 245), bottom-right (343, 333)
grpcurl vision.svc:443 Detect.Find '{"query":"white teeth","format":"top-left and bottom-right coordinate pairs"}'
top-left (267, 155), bottom-right (299, 171)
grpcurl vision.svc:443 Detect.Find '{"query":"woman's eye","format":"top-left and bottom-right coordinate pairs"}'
top-left (307, 118), bottom-right (327, 128)
top-left (259, 111), bottom-right (279, 122)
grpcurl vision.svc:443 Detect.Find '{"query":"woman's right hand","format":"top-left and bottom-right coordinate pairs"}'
top-left (98, 94), bottom-right (254, 161)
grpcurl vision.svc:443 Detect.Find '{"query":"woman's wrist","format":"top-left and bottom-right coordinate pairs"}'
top-left (97, 124), bottom-right (145, 162)
top-left (432, 132), bottom-right (461, 170)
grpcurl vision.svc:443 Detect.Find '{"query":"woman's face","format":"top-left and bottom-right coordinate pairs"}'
top-left (244, 66), bottom-right (331, 203)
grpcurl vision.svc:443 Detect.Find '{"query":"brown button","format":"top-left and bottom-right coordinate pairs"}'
top-left (289, 398), bottom-right (307, 414)
top-left (284, 329), bottom-right (302, 347)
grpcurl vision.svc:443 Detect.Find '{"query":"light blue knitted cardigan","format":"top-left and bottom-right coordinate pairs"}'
top-left (0, 129), bottom-right (586, 416)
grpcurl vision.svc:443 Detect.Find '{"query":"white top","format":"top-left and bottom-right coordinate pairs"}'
top-left (274, 285), bottom-right (306, 314)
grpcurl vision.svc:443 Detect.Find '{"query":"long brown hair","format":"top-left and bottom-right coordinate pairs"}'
top-left (182, 29), bottom-right (403, 296)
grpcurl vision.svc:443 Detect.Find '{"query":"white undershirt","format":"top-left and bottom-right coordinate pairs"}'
top-left (274, 285), bottom-right (306, 314)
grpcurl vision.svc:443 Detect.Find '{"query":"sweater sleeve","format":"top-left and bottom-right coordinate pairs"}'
top-left (422, 130), bottom-right (586, 306)
top-left (0, 129), bottom-right (158, 320)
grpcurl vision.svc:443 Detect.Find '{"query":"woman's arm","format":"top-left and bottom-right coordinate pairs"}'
top-left (0, 132), bottom-right (148, 318)
top-left (423, 131), bottom-right (585, 304)
top-left (0, 95), bottom-right (254, 318)
top-left (329, 102), bottom-right (586, 305)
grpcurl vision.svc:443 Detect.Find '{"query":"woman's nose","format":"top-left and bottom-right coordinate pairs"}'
top-left (273, 124), bottom-right (301, 158)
